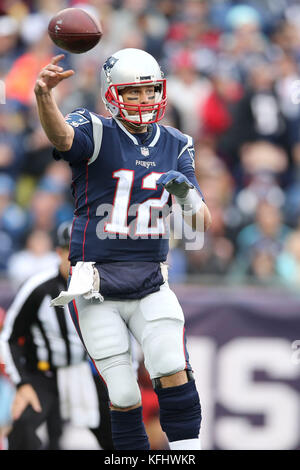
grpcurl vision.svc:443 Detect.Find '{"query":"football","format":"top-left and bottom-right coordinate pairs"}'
top-left (48, 8), bottom-right (102, 54)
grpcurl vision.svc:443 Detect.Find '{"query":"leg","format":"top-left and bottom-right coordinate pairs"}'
top-left (154, 368), bottom-right (202, 450)
top-left (93, 355), bottom-right (149, 450)
top-left (45, 394), bottom-right (63, 450)
top-left (89, 373), bottom-right (114, 450)
top-left (130, 283), bottom-right (202, 450)
top-left (68, 297), bottom-right (150, 450)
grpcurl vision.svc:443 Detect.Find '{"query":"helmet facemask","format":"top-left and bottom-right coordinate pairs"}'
top-left (105, 80), bottom-right (167, 126)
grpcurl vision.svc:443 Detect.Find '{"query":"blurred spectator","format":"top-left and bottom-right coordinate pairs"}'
top-left (165, 0), bottom-right (219, 53)
top-left (0, 174), bottom-right (28, 270)
top-left (232, 200), bottom-right (291, 279)
top-left (284, 181), bottom-right (300, 227)
top-left (184, 145), bottom-right (236, 276)
top-left (240, 141), bottom-right (288, 178)
top-left (28, 175), bottom-right (73, 231)
top-left (200, 66), bottom-right (243, 166)
top-left (167, 237), bottom-right (188, 284)
top-left (0, 15), bottom-right (21, 76)
top-left (0, 305), bottom-right (15, 450)
top-left (136, 8), bottom-right (169, 60)
top-left (248, 242), bottom-right (279, 284)
top-left (21, 123), bottom-right (54, 180)
top-left (223, 62), bottom-right (287, 165)
top-left (220, 4), bottom-right (272, 81)
top-left (0, 100), bottom-right (28, 179)
top-left (0, 355), bottom-right (15, 450)
top-left (101, 0), bottom-right (151, 54)
top-left (230, 239), bottom-right (280, 285)
top-left (277, 230), bottom-right (300, 285)
top-left (167, 49), bottom-right (212, 139)
top-left (275, 53), bottom-right (300, 153)
top-left (201, 68), bottom-right (243, 137)
top-left (234, 141), bottom-right (287, 222)
top-left (7, 229), bottom-right (58, 287)
top-left (184, 189), bottom-right (235, 277)
top-left (5, 14), bottom-right (54, 106)
top-left (236, 200), bottom-right (290, 254)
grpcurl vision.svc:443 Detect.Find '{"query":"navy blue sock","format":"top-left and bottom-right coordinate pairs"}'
top-left (155, 379), bottom-right (201, 442)
top-left (110, 406), bottom-right (150, 450)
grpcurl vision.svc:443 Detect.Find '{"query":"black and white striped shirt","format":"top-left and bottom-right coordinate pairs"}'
top-left (1, 268), bottom-right (86, 386)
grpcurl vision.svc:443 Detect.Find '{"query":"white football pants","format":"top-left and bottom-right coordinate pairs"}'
top-left (72, 282), bottom-right (188, 408)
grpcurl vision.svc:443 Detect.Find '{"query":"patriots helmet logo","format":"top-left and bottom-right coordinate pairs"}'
top-left (103, 56), bottom-right (119, 77)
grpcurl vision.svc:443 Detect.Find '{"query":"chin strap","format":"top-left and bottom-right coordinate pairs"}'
top-left (117, 117), bottom-right (149, 133)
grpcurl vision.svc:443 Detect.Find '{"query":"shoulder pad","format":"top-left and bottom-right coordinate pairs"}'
top-left (161, 125), bottom-right (190, 144)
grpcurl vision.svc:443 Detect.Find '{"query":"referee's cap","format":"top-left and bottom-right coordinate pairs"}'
top-left (55, 221), bottom-right (72, 248)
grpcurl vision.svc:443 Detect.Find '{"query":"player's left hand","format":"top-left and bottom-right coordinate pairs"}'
top-left (157, 171), bottom-right (194, 198)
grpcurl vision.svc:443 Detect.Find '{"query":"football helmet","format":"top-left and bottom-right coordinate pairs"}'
top-left (100, 48), bottom-right (167, 126)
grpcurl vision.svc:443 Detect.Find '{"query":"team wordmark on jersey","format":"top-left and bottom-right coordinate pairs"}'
top-left (136, 160), bottom-right (156, 169)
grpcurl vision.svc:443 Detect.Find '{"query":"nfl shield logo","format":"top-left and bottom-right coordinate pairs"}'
top-left (140, 147), bottom-right (150, 157)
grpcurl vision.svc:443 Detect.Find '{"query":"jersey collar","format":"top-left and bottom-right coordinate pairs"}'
top-left (115, 118), bottom-right (160, 147)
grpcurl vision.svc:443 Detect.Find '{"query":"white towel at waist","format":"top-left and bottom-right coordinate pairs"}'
top-left (51, 261), bottom-right (103, 306)
top-left (57, 361), bottom-right (100, 428)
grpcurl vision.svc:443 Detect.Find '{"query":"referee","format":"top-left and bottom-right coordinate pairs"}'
top-left (1, 223), bottom-right (113, 450)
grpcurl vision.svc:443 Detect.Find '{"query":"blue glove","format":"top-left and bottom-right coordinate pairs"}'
top-left (157, 171), bottom-right (194, 198)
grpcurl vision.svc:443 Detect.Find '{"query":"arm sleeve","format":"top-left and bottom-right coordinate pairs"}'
top-left (53, 108), bottom-right (94, 165)
top-left (1, 285), bottom-right (42, 386)
top-left (177, 137), bottom-right (205, 201)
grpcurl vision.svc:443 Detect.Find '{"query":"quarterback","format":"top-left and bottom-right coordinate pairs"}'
top-left (34, 48), bottom-right (211, 450)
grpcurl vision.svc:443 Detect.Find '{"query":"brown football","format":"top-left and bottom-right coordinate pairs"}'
top-left (48, 8), bottom-right (102, 54)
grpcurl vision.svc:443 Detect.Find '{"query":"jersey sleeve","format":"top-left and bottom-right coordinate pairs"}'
top-left (53, 108), bottom-right (94, 165)
top-left (177, 135), bottom-right (205, 200)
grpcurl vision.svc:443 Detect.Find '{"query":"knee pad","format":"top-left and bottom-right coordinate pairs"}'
top-left (95, 359), bottom-right (141, 409)
top-left (142, 319), bottom-right (186, 379)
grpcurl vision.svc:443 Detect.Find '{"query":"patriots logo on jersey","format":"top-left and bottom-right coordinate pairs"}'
top-left (65, 113), bottom-right (90, 127)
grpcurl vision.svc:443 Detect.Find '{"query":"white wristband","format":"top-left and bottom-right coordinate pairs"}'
top-left (175, 188), bottom-right (203, 215)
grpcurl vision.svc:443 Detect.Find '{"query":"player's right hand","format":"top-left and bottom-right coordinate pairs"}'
top-left (34, 54), bottom-right (75, 95)
top-left (11, 384), bottom-right (42, 420)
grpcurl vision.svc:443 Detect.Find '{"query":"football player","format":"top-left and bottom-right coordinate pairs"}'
top-left (34, 48), bottom-right (211, 450)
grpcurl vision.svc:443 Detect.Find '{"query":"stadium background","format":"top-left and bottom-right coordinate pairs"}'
top-left (0, 0), bottom-right (300, 450)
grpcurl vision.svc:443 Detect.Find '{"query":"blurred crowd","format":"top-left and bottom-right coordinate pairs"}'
top-left (1, 0), bottom-right (300, 289)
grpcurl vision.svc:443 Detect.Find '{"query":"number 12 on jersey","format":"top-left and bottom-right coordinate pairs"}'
top-left (103, 169), bottom-right (170, 237)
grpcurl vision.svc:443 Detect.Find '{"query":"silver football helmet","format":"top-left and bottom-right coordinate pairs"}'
top-left (100, 48), bottom-right (167, 126)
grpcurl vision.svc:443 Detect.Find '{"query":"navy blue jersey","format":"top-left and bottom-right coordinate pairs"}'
top-left (54, 108), bottom-right (203, 264)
